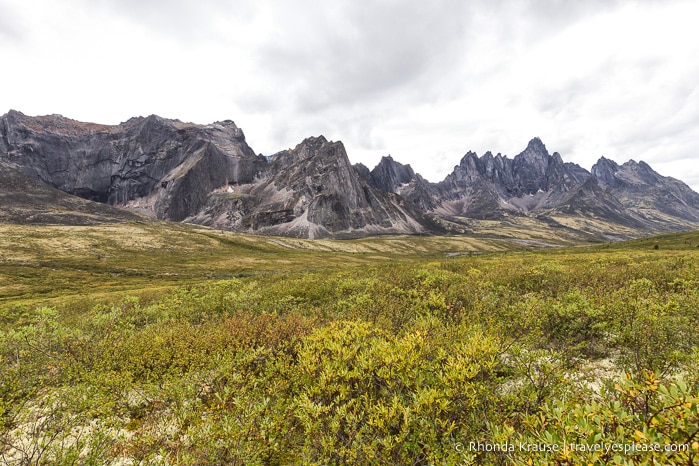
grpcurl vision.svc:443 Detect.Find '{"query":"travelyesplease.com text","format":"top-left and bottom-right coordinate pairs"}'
top-left (454, 441), bottom-right (691, 455)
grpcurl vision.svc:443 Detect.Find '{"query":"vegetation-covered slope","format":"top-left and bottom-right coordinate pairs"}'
top-left (1, 225), bottom-right (698, 464)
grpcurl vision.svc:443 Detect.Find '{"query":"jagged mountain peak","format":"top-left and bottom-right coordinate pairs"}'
top-left (593, 156), bottom-right (664, 189)
top-left (278, 136), bottom-right (345, 166)
top-left (588, 154), bottom-right (699, 225)
top-left (515, 138), bottom-right (549, 167)
top-left (624, 159), bottom-right (656, 175)
top-left (454, 138), bottom-right (552, 171)
top-left (191, 135), bottom-right (431, 238)
top-left (298, 135), bottom-right (329, 147)
top-left (455, 151), bottom-right (479, 171)
top-left (375, 153), bottom-right (413, 170)
top-left (523, 137), bottom-right (548, 155)
top-left (357, 135), bottom-right (699, 236)
top-left (374, 154), bottom-right (417, 174)
top-left (368, 154), bottom-right (417, 193)
top-left (591, 157), bottom-right (620, 186)
top-left (595, 155), bottom-right (618, 166)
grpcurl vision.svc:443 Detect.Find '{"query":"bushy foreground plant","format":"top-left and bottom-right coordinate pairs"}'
top-left (500, 371), bottom-right (699, 465)
top-left (292, 319), bottom-right (502, 464)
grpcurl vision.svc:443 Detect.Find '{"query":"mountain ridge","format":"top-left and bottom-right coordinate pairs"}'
top-left (366, 136), bottom-right (699, 237)
top-left (2, 110), bottom-right (699, 240)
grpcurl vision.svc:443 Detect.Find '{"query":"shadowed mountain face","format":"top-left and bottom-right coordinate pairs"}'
top-left (0, 159), bottom-right (146, 225)
top-left (591, 157), bottom-right (699, 224)
top-left (434, 138), bottom-right (591, 217)
top-left (3, 111), bottom-right (699, 240)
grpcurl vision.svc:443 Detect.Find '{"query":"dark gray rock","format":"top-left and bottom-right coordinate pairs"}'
top-left (363, 136), bottom-right (699, 235)
top-left (427, 138), bottom-right (590, 218)
top-left (542, 176), bottom-right (645, 228)
top-left (360, 155), bottom-right (446, 212)
top-left (369, 155), bottom-right (416, 193)
top-left (0, 111), bottom-right (266, 223)
top-left (1, 112), bottom-right (439, 238)
top-left (353, 162), bottom-right (372, 181)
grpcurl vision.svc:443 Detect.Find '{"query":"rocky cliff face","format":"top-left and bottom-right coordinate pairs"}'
top-left (360, 156), bottom-right (445, 212)
top-left (541, 176), bottom-right (645, 227)
top-left (0, 158), bottom-right (145, 224)
top-left (0, 110), bottom-right (266, 222)
top-left (427, 138), bottom-right (591, 218)
top-left (368, 155), bottom-right (416, 193)
top-left (187, 136), bottom-right (431, 238)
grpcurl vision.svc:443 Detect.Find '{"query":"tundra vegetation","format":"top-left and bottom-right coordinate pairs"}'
top-left (1, 223), bottom-right (698, 465)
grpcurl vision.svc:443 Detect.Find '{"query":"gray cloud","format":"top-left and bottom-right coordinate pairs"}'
top-left (253, 0), bottom-right (471, 112)
top-left (683, 170), bottom-right (699, 191)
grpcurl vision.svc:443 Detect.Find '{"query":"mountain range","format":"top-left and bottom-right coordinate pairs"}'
top-left (2, 110), bottom-right (699, 240)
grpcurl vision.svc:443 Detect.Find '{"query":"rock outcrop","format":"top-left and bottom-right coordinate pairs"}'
top-left (187, 136), bottom-right (432, 238)
top-left (360, 156), bottom-right (445, 212)
top-left (591, 157), bottom-right (699, 225)
top-left (368, 155), bottom-right (416, 193)
top-left (425, 138), bottom-right (591, 219)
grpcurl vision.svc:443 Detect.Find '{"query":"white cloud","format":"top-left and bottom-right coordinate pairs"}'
top-left (0, 1), bottom-right (24, 41)
top-left (1, 0), bottom-right (697, 191)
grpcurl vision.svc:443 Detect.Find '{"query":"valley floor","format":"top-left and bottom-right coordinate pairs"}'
top-left (1, 223), bottom-right (699, 465)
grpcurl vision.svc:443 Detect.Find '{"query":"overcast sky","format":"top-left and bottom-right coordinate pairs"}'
top-left (1, 0), bottom-right (698, 191)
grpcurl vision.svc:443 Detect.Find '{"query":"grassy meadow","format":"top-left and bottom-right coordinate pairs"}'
top-left (1, 222), bottom-right (698, 465)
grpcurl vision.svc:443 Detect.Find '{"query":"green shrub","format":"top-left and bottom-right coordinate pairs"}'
top-left (507, 371), bottom-right (699, 465)
top-left (292, 319), bottom-right (502, 465)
